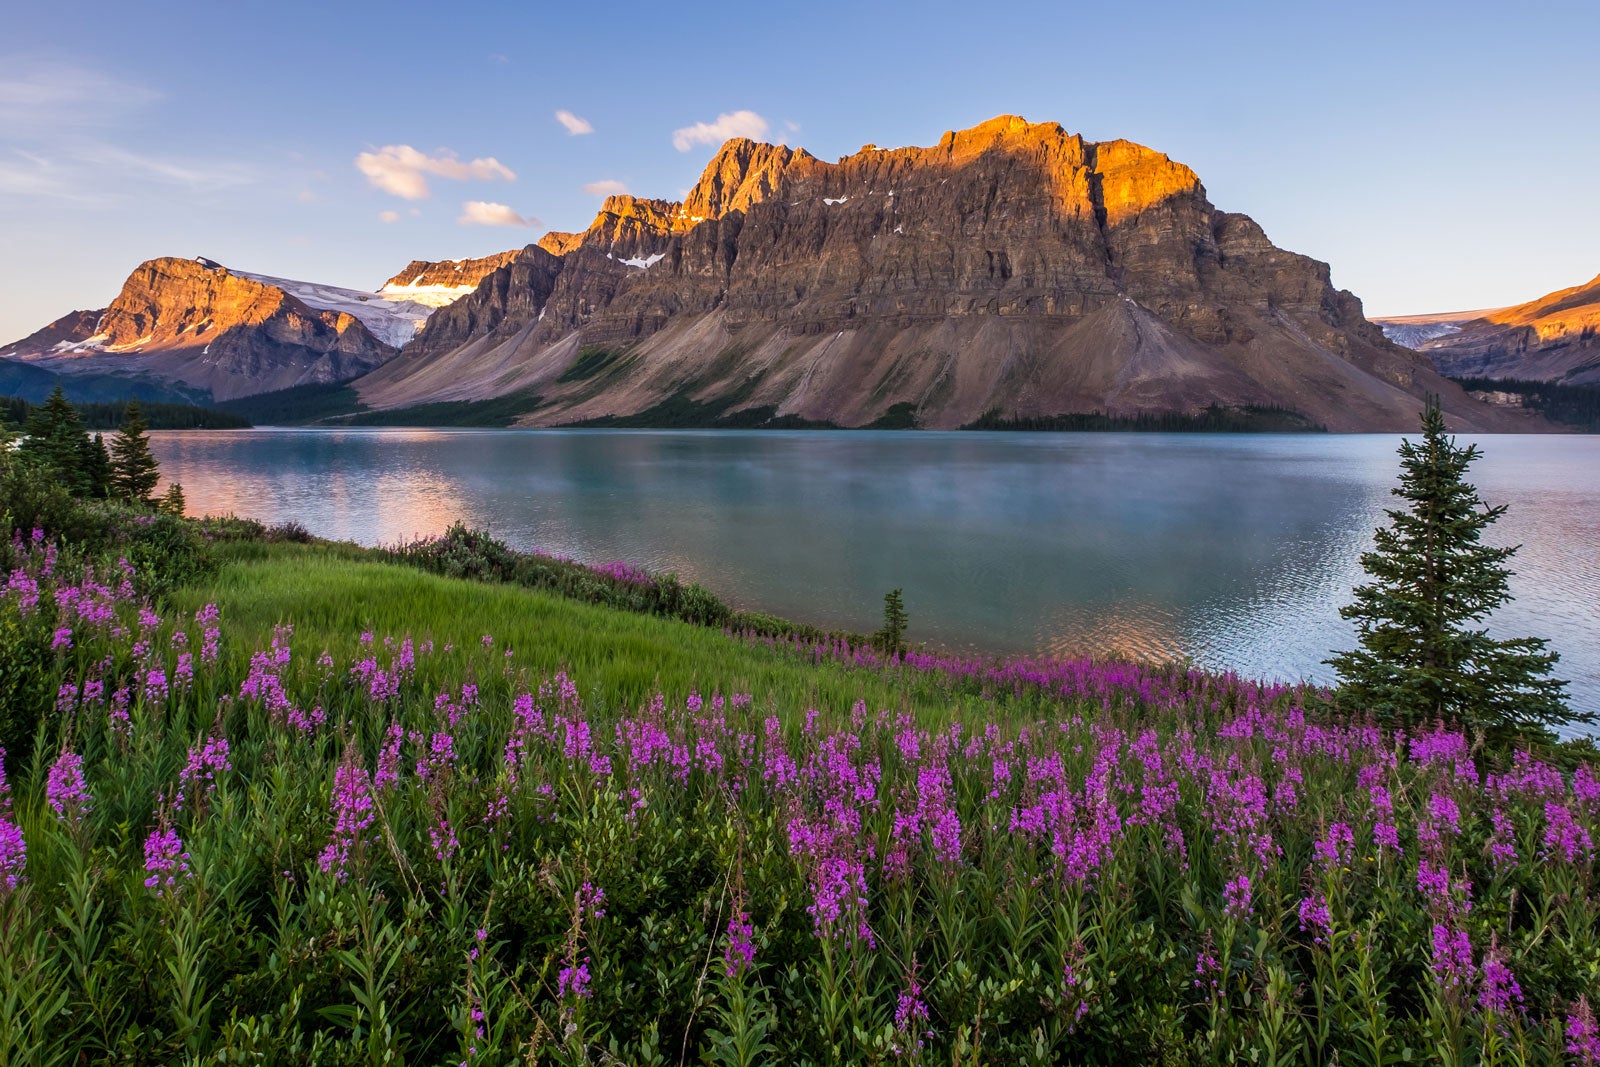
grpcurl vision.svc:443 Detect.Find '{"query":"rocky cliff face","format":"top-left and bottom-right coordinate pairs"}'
top-left (1380, 274), bottom-right (1600, 386)
top-left (357, 116), bottom-right (1532, 432)
top-left (0, 309), bottom-right (104, 357)
top-left (3, 258), bottom-right (398, 401)
top-left (378, 250), bottom-right (524, 308)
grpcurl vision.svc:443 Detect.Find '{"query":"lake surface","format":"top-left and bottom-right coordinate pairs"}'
top-left (150, 429), bottom-right (1600, 717)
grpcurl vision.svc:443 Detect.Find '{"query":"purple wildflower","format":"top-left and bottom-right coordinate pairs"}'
top-left (1569, 997), bottom-right (1600, 1066)
top-left (724, 910), bottom-right (756, 978)
top-left (0, 751), bottom-right (24, 891)
top-left (1429, 923), bottom-right (1475, 994)
top-left (1313, 822), bottom-right (1354, 869)
top-left (1478, 935), bottom-right (1524, 1016)
top-left (143, 823), bottom-right (190, 896)
top-left (893, 958), bottom-right (932, 1048)
top-left (556, 958), bottom-right (592, 1000)
top-left (317, 751), bottom-right (376, 882)
top-left (1222, 873), bottom-right (1253, 921)
top-left (46, 750), bottom-right (92, 825)
top-left (1296, 895), bottom-right (1331, 944)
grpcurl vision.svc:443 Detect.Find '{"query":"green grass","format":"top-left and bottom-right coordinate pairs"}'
top-left (171, 546), bottom-right (983, 720)
top-left (962, 403), bottom-right (1326, 433)
top-left (556, 346), bottom-right (626, 384)
top-left (338, 387), bottom-right (546, 427)
top-left (216, 381), bottom-right (366, 425)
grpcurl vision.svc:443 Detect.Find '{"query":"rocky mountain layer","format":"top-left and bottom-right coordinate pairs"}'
top-left (3, 258), bottom-right (398, 401)
top-left (0, 309), bottom-right (105, 357)
top-left (1379, 274), bottom-right (1600, 385)
top-left (358, 116), bottom-right (1534, 432)
top-left (378, 250), bottom-right (524, 308)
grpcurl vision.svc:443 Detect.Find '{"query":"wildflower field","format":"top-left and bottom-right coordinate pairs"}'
top-left (2, 535), bottom-right (1599, 1065)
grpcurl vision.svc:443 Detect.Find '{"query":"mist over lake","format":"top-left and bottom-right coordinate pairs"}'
top-left (151, 428), bottom-right (1600, 714)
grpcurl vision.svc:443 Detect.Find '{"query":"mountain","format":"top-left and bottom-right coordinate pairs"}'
top-left (1, 253), bottom-right (516, 402)
top-left (356, 116), bottom-right (1532, 432)
top-left (378, 250), bottom-right (525, 308)
top-left (1376, 274), bottom-right (1600, 385)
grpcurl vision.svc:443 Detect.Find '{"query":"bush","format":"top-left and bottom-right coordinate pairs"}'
top-left (0, 600), bottom-right (52, 761)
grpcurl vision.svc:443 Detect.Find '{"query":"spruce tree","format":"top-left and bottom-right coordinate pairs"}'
top-left (109, 400), bottom-right (161, 503)
top-left (877, 588), bottom-right (909, 656)
top-left (81, 432), bottom-right (113, 498)
top-left (1326, 397), bottom-right (1581, 741)
top-left (159, 482), bottom-right (187, 516)
top-left (19, 384), bottom-right (90, 494)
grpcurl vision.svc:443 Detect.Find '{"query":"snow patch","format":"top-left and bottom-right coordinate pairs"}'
top-left (618, 252), bottom-right (665, 269)
top-left (1379, 322), bottom-right (1464, 348)
top-left (377, 282), bottom-right (479, 309)
top-left (237, 269), bottom-right (436, 348)
top-left (823, 196), bottom-right (849, 206)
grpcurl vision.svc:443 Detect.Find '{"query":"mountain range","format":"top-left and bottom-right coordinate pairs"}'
top-left (1, 116), bottom-right (1557, 431)
top-left (1375, 274), bottom-right (1600, 386)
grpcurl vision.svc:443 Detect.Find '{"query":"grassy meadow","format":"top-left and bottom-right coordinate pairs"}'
top-left (1, 528), bottom-right (1598, 1065)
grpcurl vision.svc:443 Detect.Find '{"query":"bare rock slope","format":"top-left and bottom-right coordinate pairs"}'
top-left (1380, 274), bottom-right (1600, 386)
top-left (358, 116), bottom-right (1533, 432)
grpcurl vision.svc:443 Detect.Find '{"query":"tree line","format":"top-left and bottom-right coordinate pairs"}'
top-left (2, 385), bottom-right (185, 515)
top-left (0, 393), bottom-right (250, 431)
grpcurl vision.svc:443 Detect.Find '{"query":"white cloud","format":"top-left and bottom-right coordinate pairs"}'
top-left (582, 179), bottom-right (629, 197)
top-left (457, 200), bottom-right (540, 228)
top-left (672, 110), bottom-right (769, 152)
top-left (378, 210), bottom-right (400, 223)
top-left (355, 145), bottom-right (516, 200)
top-left (555, 110), bottom-right (594, 136)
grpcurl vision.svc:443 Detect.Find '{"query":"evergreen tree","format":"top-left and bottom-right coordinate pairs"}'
top-left (1326, 397), bottom-right (1581, 741)
top-left (159, 482), bottom-right (187, 516)
top-left (876, 588), bottom-right (909, 656)
top-left (109, 400), bottom-right (161, 503)
top-left (18, 384), bottom-right (90, 494)
top-left (81, 432), bottom-right (113, 498)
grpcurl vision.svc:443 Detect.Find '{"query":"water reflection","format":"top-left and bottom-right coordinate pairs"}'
top-left (151, 429), bottom-right (1600, 714)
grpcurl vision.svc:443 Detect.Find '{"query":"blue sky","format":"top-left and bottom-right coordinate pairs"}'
top-left (2, 0), bottom-right (1596, 343)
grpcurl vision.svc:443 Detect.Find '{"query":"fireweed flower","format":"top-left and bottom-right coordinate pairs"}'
top-left (1429, 923), bottom-right (1476, 994)
top-left (1478, 935), bottom-right (1524, 1016)
top-left (1222, 874), bottom-right (1253, 920)
top-left (0, 751), bottom-right (25, 891)
top-left (46, 750), bottom-right (92, 825)
top-left (1296, 895), bottom-right (1331, 944)
top-left (373, 720), bottom-right (404, 791)
top-left (177, 733), bottom-right (231, 813)
top-left (724, 909), bottom-right (756, 977)
top-left (556, 958), bottom-right (592, 1000)
top-left (1313, 822), bottom-right (1355, 869)
top-left (893, 957), bottom-right (932, 1049)
top-left (317, 751), bottom-right (376, 882)
top-left (143, 823), bottom-right (190, 896)
top-left (1543, 801), bottom-right (1595, 865)
top-left (1570, 997), bottom-right (1600, 1066)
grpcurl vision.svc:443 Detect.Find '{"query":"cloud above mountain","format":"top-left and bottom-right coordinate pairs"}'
top-left (456, 200), bottom-right (539, 227)
top-left (582, 179), bottom-right (629, 196)
top-left (672, 110), bottom-right (769, 152)
top-left (355, 145), bottom-right (516, 200)
top-left (555, 110), bottom-right (594, 136)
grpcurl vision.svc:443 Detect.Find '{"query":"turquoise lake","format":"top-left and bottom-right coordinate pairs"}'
top-left (150, 429), bottom-right (1600, 716)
